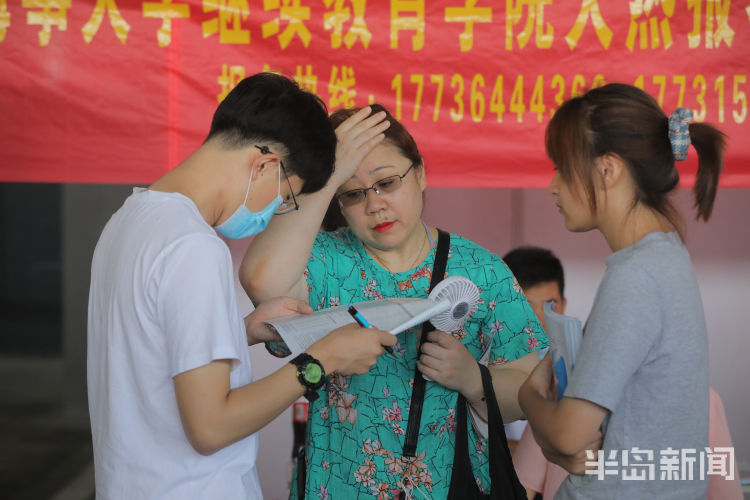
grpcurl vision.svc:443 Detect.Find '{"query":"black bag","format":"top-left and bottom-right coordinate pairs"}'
top-left (446, 362), bottom-right (527, 499)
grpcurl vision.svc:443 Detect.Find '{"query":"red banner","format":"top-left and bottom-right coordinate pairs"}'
top-left (1, 0), bottom-right (749, 187)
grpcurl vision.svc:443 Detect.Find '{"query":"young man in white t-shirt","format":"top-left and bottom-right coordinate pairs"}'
top-left (87, 73), bottom-right (396, 499)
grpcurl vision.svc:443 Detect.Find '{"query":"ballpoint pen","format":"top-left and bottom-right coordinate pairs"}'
top-left (347, 305), bottom-right (395, 356)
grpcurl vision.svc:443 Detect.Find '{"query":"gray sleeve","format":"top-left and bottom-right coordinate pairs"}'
top-left (564, 266), bottom-right (662, 413)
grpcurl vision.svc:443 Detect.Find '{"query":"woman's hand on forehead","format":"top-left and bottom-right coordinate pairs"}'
top-left (331, 107), bottom-right (390, 187)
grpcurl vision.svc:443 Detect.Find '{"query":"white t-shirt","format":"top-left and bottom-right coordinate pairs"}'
top-left (87, 188), bottom-right (262, 500)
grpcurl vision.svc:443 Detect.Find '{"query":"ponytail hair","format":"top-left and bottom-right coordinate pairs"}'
top-left (689, 122), bottom-right (725, 221)
top-left (546, 83), bottom-right (726, 239)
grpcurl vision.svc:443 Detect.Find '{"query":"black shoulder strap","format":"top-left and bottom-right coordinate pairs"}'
top-left (401, 229), bottom-right (450, 458)
top-left (429, 229), bottom-right (450, 291)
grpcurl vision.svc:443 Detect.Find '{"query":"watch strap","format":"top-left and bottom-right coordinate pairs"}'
top-left (290, 353), bottom-right (325, 402)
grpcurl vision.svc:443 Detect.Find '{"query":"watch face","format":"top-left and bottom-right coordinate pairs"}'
top-left (304, 362), bottom-right (323, 384)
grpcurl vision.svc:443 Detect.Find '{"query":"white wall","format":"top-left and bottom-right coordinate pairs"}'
top-left (228, 187), bottom-right (750, 500)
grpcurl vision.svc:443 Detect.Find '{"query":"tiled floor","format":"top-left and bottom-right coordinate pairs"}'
top-left (0, 357), bottom-right (94, 500)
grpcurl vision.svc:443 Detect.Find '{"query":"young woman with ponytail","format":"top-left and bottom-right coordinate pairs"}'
top-left (519, 83), bottom-right (726, 499)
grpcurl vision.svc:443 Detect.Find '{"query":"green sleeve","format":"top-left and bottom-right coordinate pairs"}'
top-left (483, 260), bottom-right (548, 364)
top-left (305, 230), bottom-right (339, 311)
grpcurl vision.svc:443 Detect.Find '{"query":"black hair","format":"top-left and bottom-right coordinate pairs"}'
top-left (503, 246), bottom-right (565, 297)
top-left (206, 72), bottom-right (337, 194)
top-left (546, 83), bottom-right (726, 240)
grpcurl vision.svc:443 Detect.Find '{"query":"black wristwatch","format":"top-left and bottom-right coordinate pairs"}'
top-left (290, 353), bottom-right (325, 401)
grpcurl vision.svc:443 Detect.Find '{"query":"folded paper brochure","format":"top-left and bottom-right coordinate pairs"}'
top-left (542, 301), bottom-right (583, 401)
top-left (265, 297), bottom-right (451, 357)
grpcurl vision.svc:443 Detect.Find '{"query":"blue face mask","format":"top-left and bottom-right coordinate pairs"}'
top-left (215, 165), bottom-right (282, 239)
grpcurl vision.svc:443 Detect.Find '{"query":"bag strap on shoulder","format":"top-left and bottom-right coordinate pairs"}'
top-left (402, 228), bottom-right (449, 458)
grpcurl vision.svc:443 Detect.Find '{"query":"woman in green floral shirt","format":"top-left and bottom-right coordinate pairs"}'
top-left (242, 105), bottom-right (547, 499)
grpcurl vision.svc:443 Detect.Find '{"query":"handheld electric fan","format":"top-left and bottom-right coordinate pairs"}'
top-left (427, 276), bottom-right (481, 331)
top-left (388, 276), bottom-right (480, 334)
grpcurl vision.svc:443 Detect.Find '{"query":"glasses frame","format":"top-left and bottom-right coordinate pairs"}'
top-left (254, 145), bottom-right (299, 215)
top-left (336, 163), bottom-right (416, 207)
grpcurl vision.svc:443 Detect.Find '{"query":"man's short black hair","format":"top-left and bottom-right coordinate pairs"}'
top-left (503, 246), bottom-right (565, 297)
top-left (206, 72), bottom-right (336, 195)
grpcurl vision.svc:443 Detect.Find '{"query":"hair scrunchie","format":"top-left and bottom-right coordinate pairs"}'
top-left (668, 107), bottom-right (693, 161)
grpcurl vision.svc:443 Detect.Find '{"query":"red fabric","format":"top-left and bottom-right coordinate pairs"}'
top-left (707, 388), bottom-right (743, 500)
top-left (513, 423), bottom-right (568, 498)
top-left (1, 1), bottom-right (748, 186)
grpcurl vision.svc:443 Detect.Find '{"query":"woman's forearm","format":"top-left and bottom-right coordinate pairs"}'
top-left (488, 351), bottom-right (540, 423)
top-left (240, 183), bottom-right (337, 302)
top-left (519, 385), bottom-right (607, 458)
top-left (241, 108), bottom-right (389, 303)
top-left (489, 366), bottom-right (528, 423)
top-left (519, 386), bottom-right (568, 453)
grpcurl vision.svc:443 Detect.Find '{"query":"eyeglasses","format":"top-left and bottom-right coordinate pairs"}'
top-left (336, 164), bottom-right (416, 207)
top-left (255, 145), bottom-right (299, 215)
